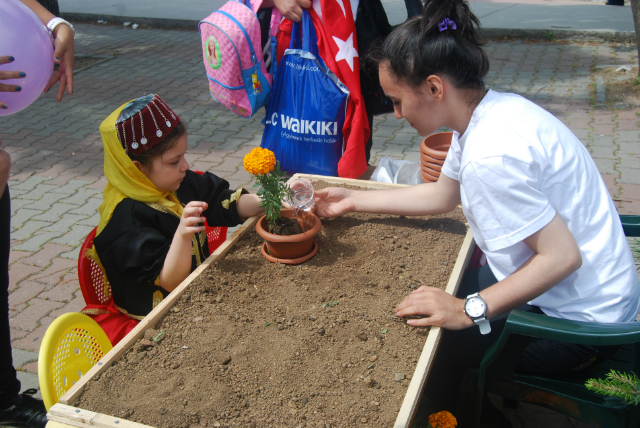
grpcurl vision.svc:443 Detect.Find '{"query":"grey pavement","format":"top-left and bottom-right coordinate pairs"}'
top-left (470, 1), bottom-right (635, 31)
top-left (58, 0), bottom-right (636, 37)
top-left (0, 3), bottom-right (639, 428)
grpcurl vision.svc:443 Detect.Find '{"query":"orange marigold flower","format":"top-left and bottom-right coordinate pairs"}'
top-left (428, 411), bottom-right (457, 428)
top-left (244, 147), bottom-right (276, 176)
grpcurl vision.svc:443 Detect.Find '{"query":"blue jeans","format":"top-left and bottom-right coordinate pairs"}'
top-left (422, 264), bottom-right (619, 411)
top-left (0, 187), bottom-right (20, 408)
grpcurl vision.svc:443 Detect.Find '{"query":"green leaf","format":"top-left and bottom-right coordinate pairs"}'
top-left (585, 369), bottom-right (640, 406)
top-left (264, 322), bottom-right (272, 327)
top-left (381, 329), bottom-right (388, 334)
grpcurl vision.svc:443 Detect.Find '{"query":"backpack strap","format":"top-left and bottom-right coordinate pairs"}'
top-left (268, 8), bottom-right (282, 74)
top-left (238, 0), bottom-right (282, 73)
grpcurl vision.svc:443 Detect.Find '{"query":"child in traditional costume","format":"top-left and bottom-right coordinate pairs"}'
top-left (84, 94), bottom-right (262, 343)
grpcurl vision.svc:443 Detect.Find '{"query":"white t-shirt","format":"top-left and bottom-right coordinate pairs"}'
top-left (442, 89), bottom-right (640, 323)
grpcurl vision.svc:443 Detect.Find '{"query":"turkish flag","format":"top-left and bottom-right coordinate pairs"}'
top-left (276, 0), bottom-right (370, 179)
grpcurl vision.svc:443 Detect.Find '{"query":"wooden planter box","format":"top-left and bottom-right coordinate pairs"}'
top-left (48, 174), bottom-right (474, 428)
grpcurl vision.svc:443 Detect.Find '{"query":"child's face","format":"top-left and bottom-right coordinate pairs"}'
top-left (139, 133), bottom-right (189, 192)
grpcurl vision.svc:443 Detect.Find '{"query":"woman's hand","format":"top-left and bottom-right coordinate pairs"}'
top-left (395, 286), bottom-right (474, 330)
top-left (314, 187), bottom-right (356, 218)
top-left (176, 201), bottom-right (207, 239)
top-left (272, 0), bottom-right (312, 22)
top-left (0, 56), bottom-right (24, 110)
top-left (44, 24), bottom-right (74, 101)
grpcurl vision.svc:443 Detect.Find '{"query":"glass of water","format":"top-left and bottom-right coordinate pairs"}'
top-left (287, 178), bottom-right (315, 231)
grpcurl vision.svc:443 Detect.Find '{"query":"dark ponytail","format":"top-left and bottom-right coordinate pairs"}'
top-left (377, 0), bottom-right (489, 91)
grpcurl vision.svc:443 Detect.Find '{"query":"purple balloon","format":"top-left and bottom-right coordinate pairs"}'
top-left (0, 0), bottom-right (54, 116)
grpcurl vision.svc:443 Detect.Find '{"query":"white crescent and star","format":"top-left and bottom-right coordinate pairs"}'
top-left (333, 32), bottom-right (358, 71)
top-left (334, 0), bottom-right (346, 17)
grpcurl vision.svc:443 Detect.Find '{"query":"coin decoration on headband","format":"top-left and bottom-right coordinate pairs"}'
top-left (115, 94), bottom-right (181, 155)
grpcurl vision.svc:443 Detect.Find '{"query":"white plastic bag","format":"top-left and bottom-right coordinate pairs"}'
top-left (370, 157), bottom-right (422, 185)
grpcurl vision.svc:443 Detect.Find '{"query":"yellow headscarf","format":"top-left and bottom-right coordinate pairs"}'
top-left (86, 99), bottom-right (185, 271)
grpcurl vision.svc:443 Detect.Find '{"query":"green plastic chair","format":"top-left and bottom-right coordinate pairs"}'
top-left (458, 215), bottom-right (640, 428)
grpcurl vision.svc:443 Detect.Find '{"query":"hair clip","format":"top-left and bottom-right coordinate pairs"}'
top-left (438, 17), bottom-right (457, 32)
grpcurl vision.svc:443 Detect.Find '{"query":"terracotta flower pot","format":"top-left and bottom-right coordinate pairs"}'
top-left (421, 160), bottom-right (442, 172)
top-left (421, 169), bottom-right (439, 182)
top-left (422, 164), bottom-right (441, 178)
top-left (421, 175), bottom-right (438, 183)
top-left (420, 132), bottom-right (452, 161)
top-left (420, 132), bottom-right (452, 183)
top-left (255, 209), bottom-right (322, 264)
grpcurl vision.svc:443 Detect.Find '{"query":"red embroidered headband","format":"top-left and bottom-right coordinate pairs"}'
top-left (115, 94), bottom-right (180, 155)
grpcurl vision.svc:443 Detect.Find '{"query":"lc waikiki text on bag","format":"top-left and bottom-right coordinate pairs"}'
top-left (199, 0), bottom-right (280, 118)
top-left (261, 11), bottom-right (349, 177)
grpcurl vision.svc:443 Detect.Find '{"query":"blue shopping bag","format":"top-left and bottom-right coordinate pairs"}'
top-left (261, 10), bottom-right (349, 176)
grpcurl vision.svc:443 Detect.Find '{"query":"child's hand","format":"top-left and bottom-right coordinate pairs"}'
top-left (176, 201), bottom-right (208, 239)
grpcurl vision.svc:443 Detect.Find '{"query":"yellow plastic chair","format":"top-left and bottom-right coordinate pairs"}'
top-left (38, 312), bottom-right (113, 410)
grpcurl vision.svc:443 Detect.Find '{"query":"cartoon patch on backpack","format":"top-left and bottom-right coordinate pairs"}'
top-left (205, 36), bottom-right (222, 70)
top-left (252, 73), bottom-right (262, 95)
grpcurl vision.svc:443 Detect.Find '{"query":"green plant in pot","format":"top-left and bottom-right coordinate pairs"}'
top-left (243, 148), bottom-right (321, 264)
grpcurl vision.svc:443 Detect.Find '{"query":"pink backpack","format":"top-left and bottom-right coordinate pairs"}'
top-left (199, 0), bottom-right (281, 118)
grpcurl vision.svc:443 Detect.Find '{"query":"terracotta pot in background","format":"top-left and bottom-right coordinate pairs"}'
top-left (420, 131), bottom-right (452, 183)
top-left (421, 168), bottom-right (439, 183)
top-left (421, 160), bottom-right (442, 172)
top-left (420, 131), bottom-right (452, 160)
top-left (255, 209), bottom-right (322, 264)
top-left (422, 165), bottom-right (441, 179)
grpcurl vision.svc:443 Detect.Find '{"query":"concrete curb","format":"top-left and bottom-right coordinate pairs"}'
top-left (480, 28), bottom-right (636, 43)
top-left (60, 13), bottom-right (200, 30)
top-left (61, 12), bottom-right (636, 43)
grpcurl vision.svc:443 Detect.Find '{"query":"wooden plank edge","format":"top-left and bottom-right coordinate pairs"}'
top-left (47, 421), bottom-right (78, 428)
top-left (394, 230), bottom-right (476, 428)
top-left (293, 173), bottom-right (408, 189)
top-left (49, 403), bottom-right (155, 428)
top-left (59, 215), bottom-right (260, 406)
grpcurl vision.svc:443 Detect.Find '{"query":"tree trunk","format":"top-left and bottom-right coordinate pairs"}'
top-left (632, 0), bottom-right (640, 76)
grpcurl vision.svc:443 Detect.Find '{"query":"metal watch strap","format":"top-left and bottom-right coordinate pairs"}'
top-left (47, 17), bottom-right (75, 38)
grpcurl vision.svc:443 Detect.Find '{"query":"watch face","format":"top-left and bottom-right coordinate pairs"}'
top-left (465, 296), bottom-right (486, 318)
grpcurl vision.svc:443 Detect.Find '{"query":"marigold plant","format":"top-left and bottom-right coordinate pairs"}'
top-left (428, 410), bottom-right (457, 428)
top-left (244, 147), bottom-right (289, 230)
top-left (244, 147), bottom-right (276, 175)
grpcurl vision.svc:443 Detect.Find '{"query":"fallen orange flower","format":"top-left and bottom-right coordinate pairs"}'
top-left (429, 410), bottom-right (457, 428)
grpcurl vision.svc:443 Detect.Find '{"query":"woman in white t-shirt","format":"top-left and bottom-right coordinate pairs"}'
top-left (314, 0), bottom-right (639, 424)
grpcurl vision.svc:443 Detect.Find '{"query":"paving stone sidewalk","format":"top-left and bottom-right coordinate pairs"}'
top-left (0, 23), bottom-right (638, 427)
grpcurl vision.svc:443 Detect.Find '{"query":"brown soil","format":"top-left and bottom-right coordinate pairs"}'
top-left (268, 217), bottom-right (304, 236)
top-left (77, 181), bottom-right (468, 428)
top-left (594, 65), bottom-right (640, 110)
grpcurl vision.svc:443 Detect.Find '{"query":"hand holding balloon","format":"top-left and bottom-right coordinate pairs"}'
top-left (0, 56), bottom-right (24, 111)
top-left (44, 23), bottom-right (74, 102)
top-left (0, 0), bottom-right (75, 116)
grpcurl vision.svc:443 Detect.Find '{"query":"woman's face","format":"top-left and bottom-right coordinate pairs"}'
top-left (139, 133), bottom-right (189, 192)
top-left (379, 62), bottom-right (445, 137)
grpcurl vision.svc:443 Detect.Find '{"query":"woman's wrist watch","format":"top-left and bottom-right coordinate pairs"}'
top-left (464, 292), bottom-right (491, 335)
top-left (46, 17), bottom-right (76, 39)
